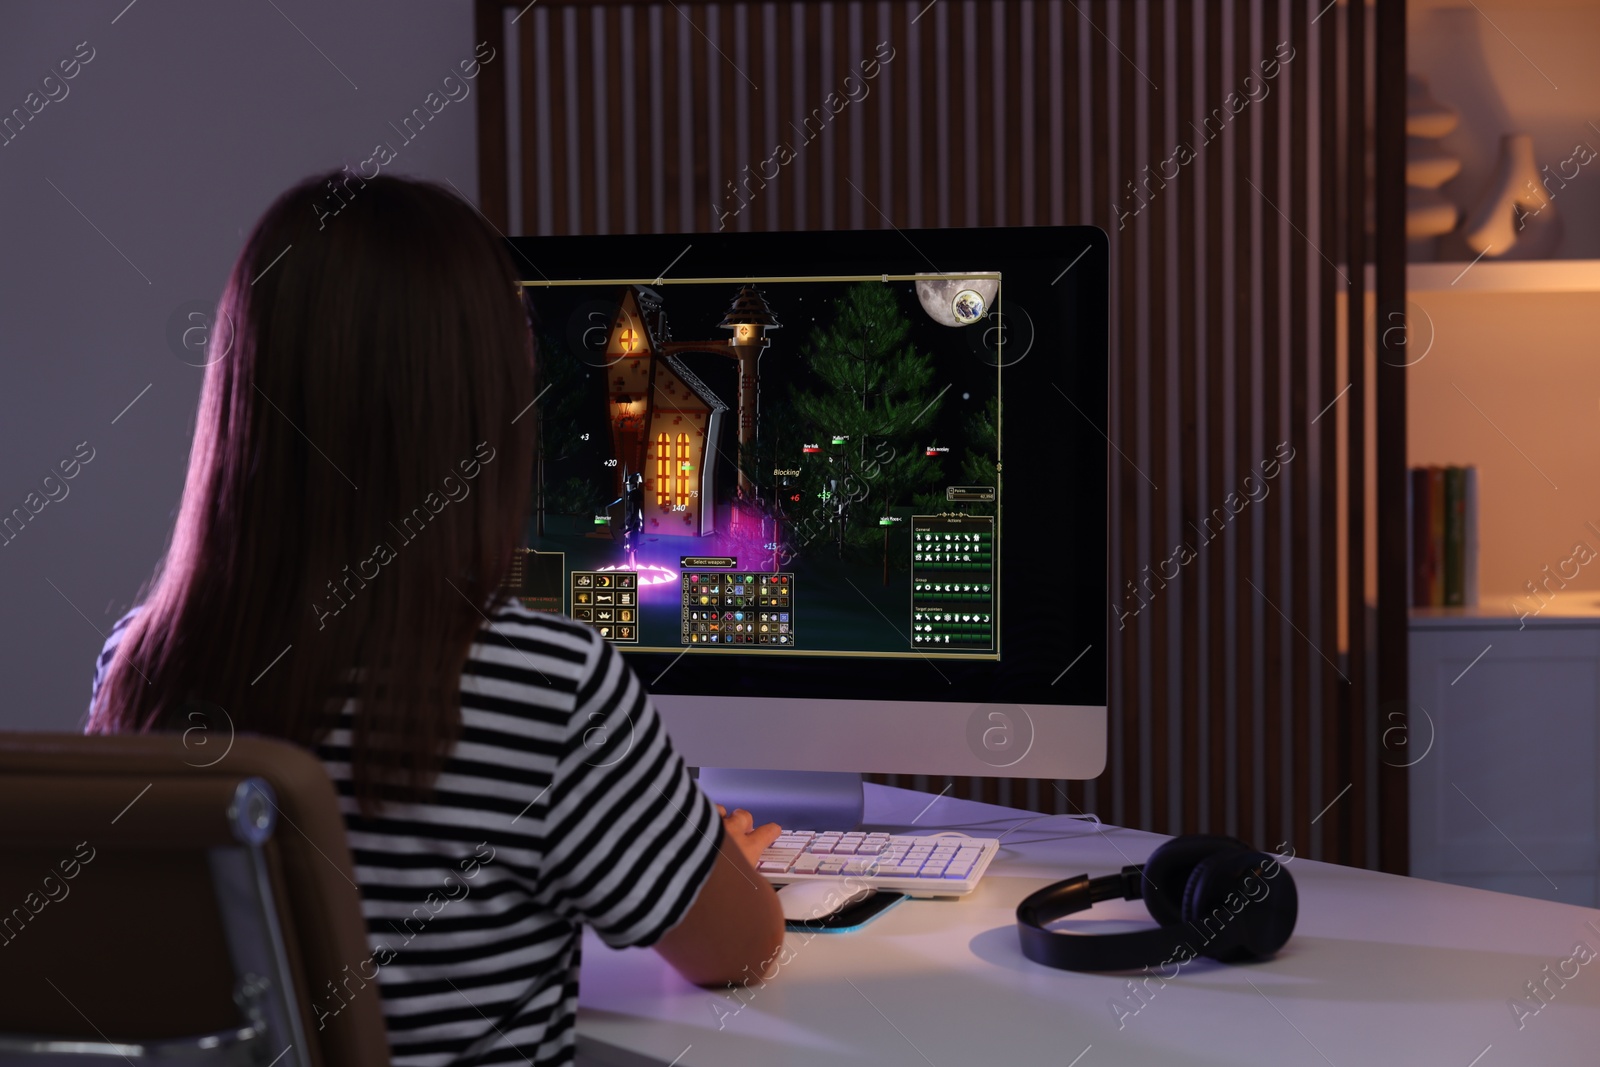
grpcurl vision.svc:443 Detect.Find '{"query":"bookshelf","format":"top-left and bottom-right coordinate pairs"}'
top-left (1411, 600), bottom-right (1600, 625)
top-left (1361, 261), bottom-right (1600, 294)
top-left (1407, 260), bottom-right (1600, 294)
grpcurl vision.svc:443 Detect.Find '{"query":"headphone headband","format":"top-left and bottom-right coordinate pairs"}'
top-left (1016, 865), bottom-right (1220, 972)
top-left (1015, 866), bottom-right (1142, 927)
top-left (1014, 837), bottom-right (1296, 973)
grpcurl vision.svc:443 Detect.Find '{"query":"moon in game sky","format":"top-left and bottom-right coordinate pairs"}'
top-left (914, 275), bottom-right (999, 328)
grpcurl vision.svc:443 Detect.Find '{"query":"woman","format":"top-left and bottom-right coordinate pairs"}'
top-left (87, 172), bottom-right (783, 1066)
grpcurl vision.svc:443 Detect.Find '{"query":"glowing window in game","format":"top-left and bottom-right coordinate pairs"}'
top-left (675, 434), bottom-right (690, 508)
top-left (655, 433), bottom-right (670, 507)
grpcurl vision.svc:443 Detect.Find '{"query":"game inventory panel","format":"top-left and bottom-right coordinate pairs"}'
top-left (504, 548), bottom-right (566, 614)
top-left (681, 560), bottom-right (796, 646)
top-left (910, 516), bottom-right (996, 651)
top-left (571, 570), bottom-right (638, 643)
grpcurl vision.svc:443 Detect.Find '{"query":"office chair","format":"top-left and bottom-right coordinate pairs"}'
top-left (0, 733), bottom-right (391, 1066)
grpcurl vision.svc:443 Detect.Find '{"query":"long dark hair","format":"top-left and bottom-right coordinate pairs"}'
top-left (89, 172), bottom-right (535, 810)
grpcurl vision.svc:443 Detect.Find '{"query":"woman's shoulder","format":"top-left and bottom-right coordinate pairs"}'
top-left (106, 605), bottom-right (141, 637)
top-left (469, 599), bottom-right (609, 682)
top-left (97, 605), bottom-right (141, 667)
top-left (88, 606), bottom-right (143, 721)
top-left (478, 599), bottom-right (602, 649)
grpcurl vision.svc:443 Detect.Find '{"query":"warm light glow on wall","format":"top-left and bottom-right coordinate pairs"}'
top-left (676, 433), bottom-right (690, 508)
top-left (655, 432), bottom-right (669, 507)
top-left (613, 394), bottom-right (645, 431)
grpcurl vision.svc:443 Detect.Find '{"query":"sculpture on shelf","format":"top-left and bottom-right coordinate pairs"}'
top-left (1462, 133), bottom-right (1564, 259)
top-left (1406, 75), bottom-right (1461, 255)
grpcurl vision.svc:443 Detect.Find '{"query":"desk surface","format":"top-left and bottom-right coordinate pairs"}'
top-left (578, 785), bottom-right (1600, 1066)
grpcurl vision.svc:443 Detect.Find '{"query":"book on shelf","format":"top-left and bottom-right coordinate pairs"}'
top-left (1440, 470), bottom-right (1452, 607)
top-left (1463, 466), bottom-right (1478, 606)
top-left (1443, 467), bottom-right (1465, 606)
top-left (1409, 464), bottom-right (1478, 607)
top-left (1410, 467), bottom-right (1429, 607)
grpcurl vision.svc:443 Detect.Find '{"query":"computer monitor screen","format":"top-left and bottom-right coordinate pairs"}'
top-left (507, 227), bottom-right (1106, 781)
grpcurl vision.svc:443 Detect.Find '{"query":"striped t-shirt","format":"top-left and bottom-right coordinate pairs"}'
top-left (90, 602), bottom-right (724, 1066)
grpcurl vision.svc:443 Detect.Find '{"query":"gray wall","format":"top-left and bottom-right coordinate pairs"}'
top-left (1, 0), bottom-right (481, 731)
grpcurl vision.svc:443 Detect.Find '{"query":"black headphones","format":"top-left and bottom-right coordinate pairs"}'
top-left (1015, 834), bottom-right (1298, 972)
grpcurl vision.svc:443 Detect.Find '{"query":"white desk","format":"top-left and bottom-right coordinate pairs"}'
top-left (578, 785), bottom-right (1600, 1065)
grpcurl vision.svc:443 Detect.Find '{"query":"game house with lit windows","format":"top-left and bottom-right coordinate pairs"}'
top-left (603, 286), bottom-right (726, 537)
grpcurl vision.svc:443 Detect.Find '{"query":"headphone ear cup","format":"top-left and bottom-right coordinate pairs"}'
top-left (1140, 834), bottom-right (1252, 928)
top-left (1181, 849), bottom-right (1299, 962)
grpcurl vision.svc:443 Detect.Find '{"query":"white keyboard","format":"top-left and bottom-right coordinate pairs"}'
top-left (755, 830), bottom-right (1000, 898)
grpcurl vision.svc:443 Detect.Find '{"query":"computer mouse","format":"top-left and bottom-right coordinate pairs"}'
top-left (775, 881), bottom-right (877, 922)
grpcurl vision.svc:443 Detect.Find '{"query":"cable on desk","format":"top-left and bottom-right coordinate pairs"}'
top-left (997, 811), bottom-right (1103, 842)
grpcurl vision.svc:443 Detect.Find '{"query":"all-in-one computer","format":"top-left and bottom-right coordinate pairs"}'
top-left (505, 227), bottom-right (1108, 860)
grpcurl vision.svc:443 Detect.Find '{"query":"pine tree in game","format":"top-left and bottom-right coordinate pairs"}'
top-left (958, 394), bottom-right (998, 517)
top-left (788, 283), bottom-right (945, 564)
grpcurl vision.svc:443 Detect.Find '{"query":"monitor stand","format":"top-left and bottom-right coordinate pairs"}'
top-left (696, 768), bottom-right (864, 831)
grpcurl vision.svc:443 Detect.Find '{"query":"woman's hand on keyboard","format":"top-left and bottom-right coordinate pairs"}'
top-left (717, 804), bottom-right (782, 871)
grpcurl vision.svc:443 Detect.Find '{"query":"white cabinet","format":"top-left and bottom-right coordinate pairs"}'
top-left (1410, 615), bottom-right (1600, 907)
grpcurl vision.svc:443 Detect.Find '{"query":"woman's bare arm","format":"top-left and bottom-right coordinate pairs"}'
top-left (654, 808), bottom-right (784, 987)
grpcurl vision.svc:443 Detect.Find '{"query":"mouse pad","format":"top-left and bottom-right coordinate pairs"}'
top-left (784, 891), bottom-right (906, 933)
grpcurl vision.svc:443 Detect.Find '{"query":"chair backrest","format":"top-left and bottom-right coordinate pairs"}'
top-left (0, 732), bottom-right (391, 1067)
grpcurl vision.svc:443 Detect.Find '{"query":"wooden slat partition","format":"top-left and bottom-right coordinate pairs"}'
top-left (1175, 0), bottom-right (1201, 838)
top-left (1201, 2), bottom-right (1228, 839)
top-left (477, 0), bottom-right (1408, 872)
top-left (1341, 0), bottom-right (1367, 869)
top-left (1261, 0), bottom-right (1283, 854)
top-left (1318, 0), bottom-right (1344, 864)
top-left (1145, 0), bottom-right (1169, 839)
top-left (1374, 0), bottom-right (1410, 876)
top-left (1287, 0), bottom-right (1312, 857)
